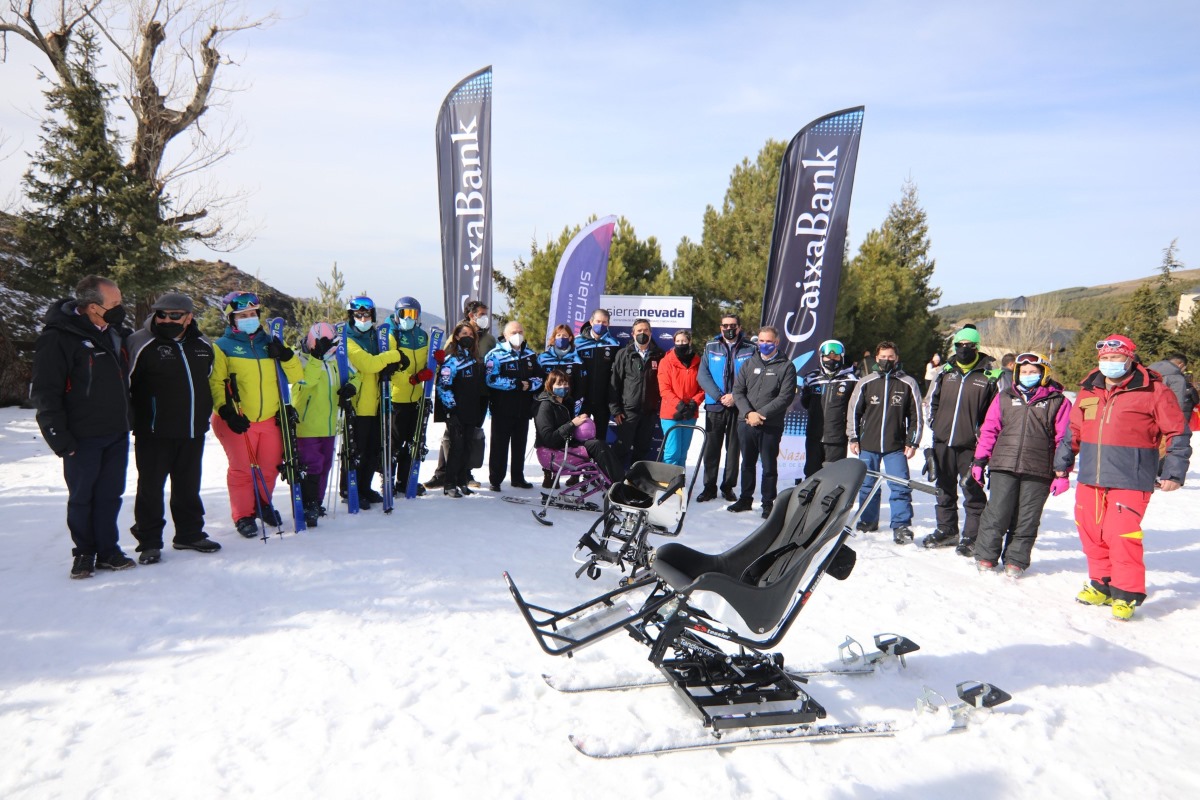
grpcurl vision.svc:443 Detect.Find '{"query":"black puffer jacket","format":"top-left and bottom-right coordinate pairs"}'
top-left (928, 354), bottom-right (998, 448)
top-left (31, 299), bottom-right (133, 455)
top-left (534, 392), bottom-right (576, 449)
top-left (127, 317), bottom-right (215, 438)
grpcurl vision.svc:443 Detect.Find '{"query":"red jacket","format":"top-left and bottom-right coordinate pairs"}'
top-left (658, 350), bottom-right (703, 420)
top-left (1053, 363), bottom-right (1190, 491)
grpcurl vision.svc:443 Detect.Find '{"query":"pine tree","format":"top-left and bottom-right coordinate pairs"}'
top-left (670, 140), bottom-right (787, 336)
top-left (837, 179), bottom-right (942, 370)
top-left (294, 263), bottom-right (348, 333)
top-left (16, 27), bottom-right (184, 306)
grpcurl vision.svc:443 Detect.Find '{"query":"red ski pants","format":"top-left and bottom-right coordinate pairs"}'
top-left (213, 415), bottom-right (283, 521)
top-left (1074, 483), bottom-right (1151, 601)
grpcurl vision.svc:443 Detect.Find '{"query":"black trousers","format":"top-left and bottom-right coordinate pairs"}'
top-left (391, 402), bottom-right (420, 487)
top-left (133, 435), bottom-right (206, 550)
top-left (933, 442), bottom-right (987, 540)
top-left (973, 471), bottom-right (1052, 569)
top-left (738, 423), bottom-right (783, 506)
top-left (488, 397), bottom-right (531, 485)
top-left (805, 437), bottom-right (849, 478)
top-left (64, 432), bottom-right (129, 558)
top-left (614, 411), bottom-right (658, 469)
top-left (445, 417), bottom-right (481, 488)
top-left (342, 415), bottom-right (381, 494)
top-left (701, 406), bottom-right (741, 493)
top-left (582, 400), bottom-right (611, 446)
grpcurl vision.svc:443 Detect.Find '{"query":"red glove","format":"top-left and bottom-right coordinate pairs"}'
top-left (1050, 476), bottom-right (1070, 496)
top-left (409, 368), bottom-right (434, 385)
top-left (433, 349), bottom-right (446, 365)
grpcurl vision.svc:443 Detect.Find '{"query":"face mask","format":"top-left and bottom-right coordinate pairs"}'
top-left (876, 358), bottom-right (896, 373)
top-left (236, 317), bottom-right (260, 335)
top-left (474, 314), bottom-right (490, 331)
top-left (507, 333), bottom-right (524, 350)
top-left (1098, 360), bottom-right (1129, 380)
top-left (552, 386), bottom-right (568, 398)
top-left (396, 317), bottom-right (416, 332)
top-left (634, 332), bottom-right (650, 346)
top-left (554, 336), bottom-right (571, 351)
top-left (955, 344), bottom-right (978, 362)
top-left (722, 328), bottom-right (738, 341)
top-left (101, 305), bottom-right (126, 326)
top-left (591, 322), bottom-right (607, 337)
top-left (156, 322), bottom-right (184, 339)
top-left (1019, 374), bottom-right (1041, 388)
top-left (758, 342), bottom-right (777, 358)
top-left (458, 336), bottom-right (475, 354)
top-left (674, 344), bottom-right (692, 358)
top-left (821, 357), bottom-right (841, 373)
top-left (354, 320), bottom-right (373, 332)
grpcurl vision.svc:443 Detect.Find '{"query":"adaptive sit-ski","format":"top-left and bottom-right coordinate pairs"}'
top-left (572, 423), bottom-right (704, 581)
top-left (505, 457), bottom-right (1011, 755)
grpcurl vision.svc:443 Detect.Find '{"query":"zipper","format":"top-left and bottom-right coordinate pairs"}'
top-left (1115, 502), bottom-right (1142, 519)
top-left (86, 355), bottom-right (94, 398)
top-left (151, 397), bottom-right (157, 433)
top-left (879, 374), bottom-right (890, 452)
top-left (177, 340), bottom-right (196, 438)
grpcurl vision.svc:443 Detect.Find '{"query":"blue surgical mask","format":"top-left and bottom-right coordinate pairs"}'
top-left (591, 323), bottom-right (607, 337)
top-left (758, 342), bottom-right (777, 357)
top-left (1019, 374), bottom-right (1041, 388)
top-left (554, 336), bottom-right (571, 350)
top-left (552, 386), bottom-right (568, 398)
top-left (236, 317), bottom-right (260, 335)
top-left (1098, 360), bottom-right (1129, 380)
top-left (354, 320), bottom-right (373, 332)
top-left (396, 317), bottom-right (416, 332)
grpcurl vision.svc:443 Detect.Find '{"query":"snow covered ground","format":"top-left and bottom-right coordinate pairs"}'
top-left (2, 407), bottom-right (1199, 798)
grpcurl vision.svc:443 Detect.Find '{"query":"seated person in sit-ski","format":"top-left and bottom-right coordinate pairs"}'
top-left (534, 369), bottom-right (624, 483)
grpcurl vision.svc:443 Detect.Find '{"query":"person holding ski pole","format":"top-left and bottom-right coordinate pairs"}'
top-left (342, 296), bottom-right (406, 510)
top-left (971, 353), bottom-right (1071, 577)
top-left (387, 297), bottom-right (431, 495)
top-left (294, 322), bottom-right (358, 527)
top-left (209, 291), bottom-right (303, 538)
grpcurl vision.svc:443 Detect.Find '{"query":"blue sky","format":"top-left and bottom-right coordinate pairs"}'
top-left (2, 0), bottom-right (1198, 319)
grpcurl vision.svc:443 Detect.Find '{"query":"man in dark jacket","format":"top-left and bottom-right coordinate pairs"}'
top-left (574, 308), bottom-right (621, 439)
top-left (728, 326), bottom-right (798, 517)
top-left (484, 319), bottom-right (542, 490)
top-left (610, 318), bottom-right (665, 468)
top-left (922, 326), bottom-right (998, 555)
top-left (695, 314), bottom-right (755, 502)
top-left (846, 341), bottom-right (923, 543)
top-left (127, 292), bottom-right (220, 564)
top-left (799, 338), bottom-right (858, 478)
top-left (31, 275), bottom-right (136, 579)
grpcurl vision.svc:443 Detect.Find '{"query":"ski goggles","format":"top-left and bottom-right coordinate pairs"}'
top-left (395, 307), bottom-right (419, 320)
top-left (1015, 352), bottom-right (1048, 367)
top-left (223, 292), bottom-right (260, 313)
top-left (347, 296), bottom-right (376, 313)
top-left (154, 310), bottom-right (188, 321)
top-left (818, 341), bottom-right (845, 356)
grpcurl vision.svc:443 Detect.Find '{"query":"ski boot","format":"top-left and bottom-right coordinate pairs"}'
top-left (921, 528), bottom-right (958, 549)
top-left (892, 526), bottom-right (914, 545)
top-left (955, 538), bottom-right (975, 557)
top-left (1076, 582), bottom-right (1113, 606)
top-left (1111, 599), bottom-right (1135, 621)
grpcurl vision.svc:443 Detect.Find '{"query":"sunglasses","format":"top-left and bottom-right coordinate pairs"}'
top-left (720, 323), bottom-right (739, 330)
top-left (1015, 352), bottom-right (1045, 366)
top-left (352, 310), bottom-right (374, 319)
top-left (226, 292), bottom-right (259, 311)
top-left (155, 311), bottom-right (188, 321)
top-left (1095, 339), bottom-right (1127, 350)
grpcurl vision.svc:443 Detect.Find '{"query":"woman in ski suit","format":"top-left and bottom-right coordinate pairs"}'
top-left (437, 322), bottom-right (487, 497)
top-left (970, 353), bottom-right (1071, 576)
top-left (209, 291), bottom-right (304, 537)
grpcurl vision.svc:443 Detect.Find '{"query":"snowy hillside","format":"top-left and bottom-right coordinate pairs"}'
top-left (1, 408), bottom-right (1198, 798)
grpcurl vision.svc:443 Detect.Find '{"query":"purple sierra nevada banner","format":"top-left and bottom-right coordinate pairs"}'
top-left (436, 66), bottom-right (493, 324)
top-left (760, 106), bottom-right (864, 478)
top-left (546, 215), bottom-right (618, 343)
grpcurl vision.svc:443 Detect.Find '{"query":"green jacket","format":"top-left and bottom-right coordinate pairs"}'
top-left (294, 354), bottom-right (360, 438)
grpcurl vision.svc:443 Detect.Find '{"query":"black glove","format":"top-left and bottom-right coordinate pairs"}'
top-left (685, 399), bottom-right (698, 416)
top-left (396, 351), bottom-right (411, 371)
top-left (310, 336), bottom-right (334, 360)
top-left (266, 337), bottom-right (294, 362)
top-left (379, 363), bottom-right (400, 382)
top-left (921, 447), bottom-right (937, 481)
top-left (672, 400), bottom-right (689, 421)
top-left (337, 383), bottom-right (357, 401)
top-left (218, 403), bottom-right (251, 434)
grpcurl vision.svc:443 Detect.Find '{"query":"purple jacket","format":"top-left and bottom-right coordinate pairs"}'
top-left (974, 382), bottom-right (1071, 479)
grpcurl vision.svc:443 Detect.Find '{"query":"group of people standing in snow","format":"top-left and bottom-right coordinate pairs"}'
top-left (29, 276), bottom-right (1193, 620)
